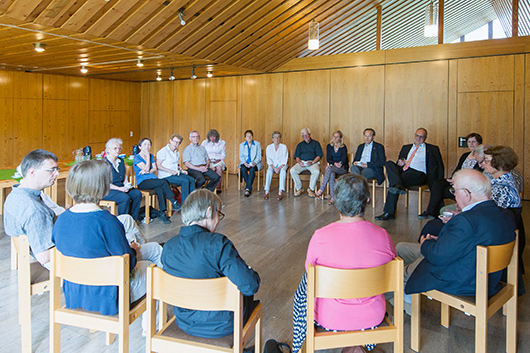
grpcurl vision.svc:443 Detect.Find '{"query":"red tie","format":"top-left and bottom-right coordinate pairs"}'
top-left (403, 145), bottom-right (419, 171)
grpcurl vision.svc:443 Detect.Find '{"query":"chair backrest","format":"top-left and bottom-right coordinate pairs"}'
top-left (306, 258), bottom-right (404, 352)
top-left (347, 152), bottom-right (354, 165)
top-left (147, 265), bottom-right (244, 349)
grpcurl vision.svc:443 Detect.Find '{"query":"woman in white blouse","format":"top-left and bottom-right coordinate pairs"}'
top-left (264, 131), bottom-right (288, 201)
top-left (201, 129), bottom-right (226, 192)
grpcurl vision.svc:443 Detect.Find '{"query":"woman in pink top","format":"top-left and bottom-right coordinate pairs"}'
top-left (293, 174), bottom-right (396, 353)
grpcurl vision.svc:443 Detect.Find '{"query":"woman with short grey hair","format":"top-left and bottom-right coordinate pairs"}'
top-left (160, 189), bottom-right (260, 339)
top-left (292, 174), bottom-right (396, 353)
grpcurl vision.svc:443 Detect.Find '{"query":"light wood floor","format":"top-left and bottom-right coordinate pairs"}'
top-left (1, 175), bottom-right (529, 352)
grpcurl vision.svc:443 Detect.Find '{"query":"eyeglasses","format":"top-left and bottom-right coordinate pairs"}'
top-left (415, 134), bottom-right (426, 139)
top-left (218, 211), bottom-right (225, 221)
top-left (37, 167), bottom-right (61, 173)
top-left (449, 187), bottom-right (470, 195)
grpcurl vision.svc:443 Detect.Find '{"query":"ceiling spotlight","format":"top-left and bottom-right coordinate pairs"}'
top-left (178, 9), bottom-right (186, 26)
top-left (34, 43), bottom-right (46, 52)
top-left (80, 66), bottom-right (88, 74)
top-left (168, 68), bottom-right (175, 81)
top-left (191, 65), bottom-right (197, 79)
top-left (207, 71), bottom-right (213, 78)
top-left (136, 59), bottom-right (144, 67)
top-left (156, 75), bottom-right (162, 81)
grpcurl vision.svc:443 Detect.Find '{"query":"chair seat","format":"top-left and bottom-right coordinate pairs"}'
top-left (159, 316), bottom-right (233, 348)
top-left (30, 262), bottom-right (49, 286)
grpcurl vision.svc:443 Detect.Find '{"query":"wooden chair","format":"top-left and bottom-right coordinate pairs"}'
top-left (237, 167), bottom-right (263, 191)
top-left (262, 166), bottom-right (290, 193)
top-left (12, 234), bottom-right (50, 353)
top-left (146, 264), bottom-right (263, 353)
top-left (50, 249), bottom-right (146, 353)
top-left (64, 194), bottom-right (118, 216)
top-left (405, 184), bottom-right (429, 216)
top-left (411, 235), bottom-right (518, 353)
top-left (305, 259), bottom-right (404, 353)
top-left (347, 152), bottom-right (382, 208)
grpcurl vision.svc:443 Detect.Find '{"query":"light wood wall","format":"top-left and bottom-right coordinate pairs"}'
top-left (0, 71), bottom-right (140, 168)
top-left (140, 40), bottom-right (530, 199)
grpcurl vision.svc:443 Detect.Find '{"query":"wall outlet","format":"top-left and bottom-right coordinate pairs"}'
top-left (458, 137), bottom-right (467, 148)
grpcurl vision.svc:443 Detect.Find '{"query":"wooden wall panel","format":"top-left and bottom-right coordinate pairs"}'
top-left (525, 54), bottom-right (530, 198)
top-left (209, 101), bottom-right (238, 173)
top-left (283, 70), bottom-right (330, 159)
top-left (330, 66), bottom-right (385, 154)
top-left (69, 100), bottom-right (89, 156)
top-left (69, 77), bottom-right (89, 101)
top-left (88, 111), bottom-right (111, 146)
top-left (13, 72), bottom-right (42, 99)
top-left (128, 101), bottom-right (141, 153)
top-left (384, 61), bottom-right (449, 167)
top-left (208, 76), bottom-right (239, 102)
top-left (0, 71), bottom-right (13, 99)
top-left (43, 75), bottom-right (69, 100)
top-left (13, 99), bottom-right (42, 163)
top-left (43, 99), bottom-right (70, 160)
top-left (514, 55), bottom-right (525, 189)
top-left (173, 79), bottom-right (207, 152)
top-left (241, 73), bottom-right (284, 165)
top-left (458, 55), bottom-right (514, 92)
top-left (457, 92), bottom-right (514, 147)
top-left (147, 81), bottom-right (174, 153)
top-left (0, 98), bottom-right (14, 167)
top-left (446, 60), bottom-right (460, 176)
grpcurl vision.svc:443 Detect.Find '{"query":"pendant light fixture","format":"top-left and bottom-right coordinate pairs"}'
top-left (308, 20), bottom-right (319, 50)
top-left (191, 65), bottom-right (197, 79)
top-left (80, 66), bottom-right (88, 74)
top-left (424, 0), bottom-right (438, 37)
top-left (34, 43), bottom-right (46, 52)
top-left (168, 68), bottom-right (175, 81)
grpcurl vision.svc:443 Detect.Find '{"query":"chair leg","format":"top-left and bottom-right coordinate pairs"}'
top-left (257, 169), bottom-right (260, 191)
top-left (11, 238), bottom-right (18, 270)
top-left (506, 296), bottom-right (517, 352)
top-left (255, 315), bottom-right (262, 353)
top-left (405, 190), bottom-right (409, 208)
top-left (383, 179), bottom-right (387, 203)
top-left (441, 303), bottom-right (450, 328)
top-left (475, 305), bottom-right (487, 353)
top-left (106, 332), bottom-right (115, 345)
top-left (19, 256), bottom-right (32, 353)
top-left (372, 180), bottom-right (376, 208)
top-left (145, 194), bottom-right (151, 224)
top-left (411, 293), bottom-right (421, 352)
top-left (418, 186), bottom-right (424, 215)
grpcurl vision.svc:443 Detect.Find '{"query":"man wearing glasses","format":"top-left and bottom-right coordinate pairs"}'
top-left (3, 149), bottom-right (60, 268)
top-left (376, 128), bottom-right (444, 221)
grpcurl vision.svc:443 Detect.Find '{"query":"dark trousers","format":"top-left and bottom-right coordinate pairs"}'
top-left (240, 165), bottom-right (257, 191)
top-left (164, 174), bottom-right (196, 203)
top-left (383, 161), bottom-right (427, 215)
top-left (103, 188), bottom-right (142, 220)
top-left (187, 168), bottom-right (220, 192)
top-left (137, 179), bottom-right (173, 212)
top-left (425, 178), bottom-right (455, 215)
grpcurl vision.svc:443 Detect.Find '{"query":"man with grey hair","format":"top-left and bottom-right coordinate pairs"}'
top-left (3, 149), bottom-right (60, 268)
top-left (395, 169), bottom-right (516, 312)
top-left (183, 130), bottom-right (220, 192)
top-left (290, 128), bottom-right (323, 197)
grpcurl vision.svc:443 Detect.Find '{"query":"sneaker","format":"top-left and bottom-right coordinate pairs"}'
top-left (159, 214), bottom-right (171, 224)
top-left (418, 211), bottom-right (435, 220)
top-left (294, 188), bottom-right (305, 197)
top-left (172, 200), bottom-right (182, 212)
top-left (307, 188), bottom-right (316, 198)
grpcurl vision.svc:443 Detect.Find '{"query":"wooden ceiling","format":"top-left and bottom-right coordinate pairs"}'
top-left (0, 0), bottom-right (523, 82)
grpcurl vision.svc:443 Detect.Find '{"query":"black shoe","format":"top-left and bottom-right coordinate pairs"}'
top-left (244, 189), bottom-right (251, 197)
top-left (418, 211), bottom-right (435, 220)
top-left (172, 200), bottom-right (182, 212)
top-left (159, 214), bottom-right (171, 224)
top-left (389, 185), bottom-right (407, 195)
top-left (375, 212), bottom-right (395, 221)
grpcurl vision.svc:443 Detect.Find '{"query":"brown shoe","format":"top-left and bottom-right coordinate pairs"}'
top-left (277, 194), bottom-right (283, 201)
top-left (294, 188), bottom-right (304, 197)
top-left (264, 193), bottom-right (269, 200)
top-left (307, 188), bottom-right (316, 198)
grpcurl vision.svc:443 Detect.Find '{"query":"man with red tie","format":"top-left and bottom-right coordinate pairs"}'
top-left (376, 128), bottom-right (444, 221)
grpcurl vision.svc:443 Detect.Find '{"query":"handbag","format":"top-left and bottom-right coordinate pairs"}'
top-left (264, 339), bottom-right (291, 353)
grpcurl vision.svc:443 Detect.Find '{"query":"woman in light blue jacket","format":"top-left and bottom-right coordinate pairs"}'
top-left (239, 130), bottom-right (263, 197)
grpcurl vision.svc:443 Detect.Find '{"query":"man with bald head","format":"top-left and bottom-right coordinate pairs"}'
top-left (376, 128), bottom-right (444, 220)
top-left (397, 169), bottom-right (516, 301)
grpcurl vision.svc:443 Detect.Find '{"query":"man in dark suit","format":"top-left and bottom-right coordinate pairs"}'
top-left (375, 128), bottom-right (444, 220)
top-left (398, 169), bottom-right (516, 299)
top-left (350, 128), bottom-right (386, 185)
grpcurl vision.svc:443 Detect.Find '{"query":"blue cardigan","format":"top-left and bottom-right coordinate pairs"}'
top-left (326, 144), bottom-right (349, 170)
top-left (52, 209), bottom-right (136, 316)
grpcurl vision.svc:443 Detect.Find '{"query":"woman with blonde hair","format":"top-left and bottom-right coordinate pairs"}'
top-left (315, 130), bottom-right (349, 204)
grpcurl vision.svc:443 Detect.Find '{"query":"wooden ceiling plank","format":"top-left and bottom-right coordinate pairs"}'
top-left (124, 0), bottom-right (192, 44)
top-left (157, 0), bottom-right (256, 52)
top-left (231, 0), bottom-right (351, 69)
top-left (204, 0), bottom-right (317, 64)
top-left (140, 0), bottom-right (216, 48)
top-left (85, 0), bottom-right (143, 37)
top-left (0, 0), bottom-right (16, 15)
top-left (33, 0), bottom-right (79, 26)
top-left (4, 0), bottom-right (45, 21)
top-left (60, 0), bottom-right (113, 32)
top-left (48, 0), bottom-right (90, 28)
top-left (189, 0), bottom-right (297, 59)
top-left (106, 0), bottom-right (167, 41)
